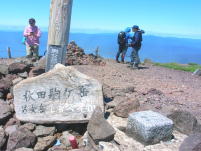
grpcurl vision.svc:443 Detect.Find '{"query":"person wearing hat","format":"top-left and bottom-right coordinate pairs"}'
top-left (23, 18), bottom-right (41, 59)
top-left (116, 27), bottom-right (132, 63)
top-left (130, 25), bottom-right (143, 69)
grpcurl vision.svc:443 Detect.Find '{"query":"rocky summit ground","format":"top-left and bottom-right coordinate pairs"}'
top-left (75, 59), bottom-right (201, 122)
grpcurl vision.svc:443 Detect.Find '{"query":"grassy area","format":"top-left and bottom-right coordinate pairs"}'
top-left (154, 62), bottom-right (201, 72)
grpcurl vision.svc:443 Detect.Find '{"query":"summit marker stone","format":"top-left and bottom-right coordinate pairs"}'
top-left (13, 64), bottom-right (103, 124)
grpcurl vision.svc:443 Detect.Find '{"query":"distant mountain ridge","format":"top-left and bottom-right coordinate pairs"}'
top-left (0, 31), bottom-right (201, 64)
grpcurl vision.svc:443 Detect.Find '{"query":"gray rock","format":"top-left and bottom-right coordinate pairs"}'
top-left (15, 147), bottom-right (34, 151)
top-left (34, 136), bottom-right (56, 151)
top-left (5, 125), bottom-right (19, 135)
top-left (33, 125), bottom-right (56, 137)
top-left (193, 69), bottom-right (201, 76)
top-left (179, 133), bottom-right (201, 151)
top-left (20, 123), bottom-right (36, 131)
top-left (0, 64), bottom-right (9, 75)
top-left (18, 72), bottom-right (28, 78)
top-left (114, 98), bottom-right (140, 118)
top-left (0, 127), bottom-right (7, 149)
top-left (99, 142), bottom-right (120, 151)
top-left (0, 101), bottom-right (12, 124)
top-left (7, 128), bottom-right (37, 151)
top-left (87, 106), bottom-right (116, 144)
top-left (59, 131), bottom-right (74, 147)
top-left (13, 64), bottom-right (103, 124)
top-left (8, 63), bottom-right (29, 74)
top-left (47, 144), bottom-right (67, 151)
top-left (126, 110), bottom-right (173, 145)
top-left (168, 110), bottom-right (199, 135)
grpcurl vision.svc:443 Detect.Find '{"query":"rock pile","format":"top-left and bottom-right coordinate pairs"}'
top-left (66, 41), bottom-right (105, 66)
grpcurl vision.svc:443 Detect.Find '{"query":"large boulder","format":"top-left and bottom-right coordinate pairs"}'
top-left (0, 101), bottom-right (12, 124)
top-left (87, 106), bottom-right (116, 144)
top-left (179, 133), bottom-right (201, 151)
top-left (13, 64), bottom-right (103, 124)
top-left (8, 63), bottom-right (30, 74)
top-left (114, 98), bottom-right (140, 118)
top-left (168, 110), bottom-right (200, 135)
top-left (7, 128), bottom-right (37, 151)
top-left (126, 110), bottom-right (173, 145)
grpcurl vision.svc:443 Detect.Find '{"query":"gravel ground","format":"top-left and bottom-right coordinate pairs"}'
top-left (75, 59), bottom-right (201, 122)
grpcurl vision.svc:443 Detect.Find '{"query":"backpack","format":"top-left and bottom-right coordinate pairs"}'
top-left (118, 31), bottom-right (126, 45)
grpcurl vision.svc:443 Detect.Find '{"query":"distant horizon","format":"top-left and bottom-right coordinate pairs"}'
top-left (0, 25), bottom-right (201, 40)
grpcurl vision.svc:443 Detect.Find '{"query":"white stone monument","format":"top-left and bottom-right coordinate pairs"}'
top-left (13, 64), bottom-right (103, 124)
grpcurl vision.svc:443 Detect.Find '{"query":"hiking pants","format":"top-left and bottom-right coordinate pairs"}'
top-left (116, 44), bottom-right (128, 62)
top-left (131, 46), bottom-right (141, 65)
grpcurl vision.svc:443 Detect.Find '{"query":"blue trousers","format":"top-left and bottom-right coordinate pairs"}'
top-left (116, 45), bottom-right (128, 62)
top-left (131, 46), bottom-right (141, 65)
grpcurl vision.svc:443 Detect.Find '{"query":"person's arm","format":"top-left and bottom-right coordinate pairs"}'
top-left (36, 27), bottom-right (41, 38)
top-left (23, 27), bottom-right (29, 37)
top-left (131, 32), bottom-right (141, 46)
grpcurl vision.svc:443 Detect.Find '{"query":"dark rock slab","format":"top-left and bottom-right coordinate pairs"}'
top-left (7, 128), bottom-right (37, 151)
top-left (87, 106), bottom-right (116, 144)
top-left (29, 66), bottom-right (45, 77)
top-left (8, 63), bottom-right (30, 74)
top-left (168, 110), bottom-right (200, 135)
top-left (0, 101), bottom-right (12, 124)
top-left (179, 133), bottom-right (201, 151)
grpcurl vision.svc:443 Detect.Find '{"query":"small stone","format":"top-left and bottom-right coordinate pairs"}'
top-left (0, 127), bottom-right (7, 149)
top-left (99, 142), bottom-right (120, 151)
top-left (59, 131), bottom-right (74, 147)
top-left (5, 125), bottom-right (19, 135)
top-left (7, 128), bottom-right (37, 151)
top-left (193, 69), bottom-right (201, 76)
top-left (20, 123), bottom-right (36, 131)
top-left (0, 101), bottom-right (12, 124)
top-left (34, 136), bottom-right (56, 151)
top-left (7, 93), bottom-right (13, 100)
top-left (33, 125), bottom-right (56, 137)
top-left (18, 72), bottom-right (28, 78)
top-left (29, 66), bottom-right (45, 77)
top-left (87, 106), bottom-right (116, 144)
top-left (15, 147), bottom-right (34, 151)
top-left (126, 110), bottom-right (173, 145)
top-left (47, 144), bottom-right (67, 151)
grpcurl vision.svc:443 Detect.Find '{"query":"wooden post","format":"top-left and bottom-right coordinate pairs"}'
top-left (7, 47), bottom-right (11, 58)
top-left (45, 0), bottom-right (73, 72)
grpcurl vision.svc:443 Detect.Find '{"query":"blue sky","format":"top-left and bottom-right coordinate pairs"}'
top-left (0, 0), bottom-right (201, 38)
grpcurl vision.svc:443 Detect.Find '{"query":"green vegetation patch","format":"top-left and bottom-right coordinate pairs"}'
top-left (154, 62), bottom-right (201, 72)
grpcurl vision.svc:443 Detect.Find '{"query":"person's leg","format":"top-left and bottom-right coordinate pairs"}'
top-left (26, 45), bottom-right (32, 58)
top-left (132, 47), bottom-right (141, 68)
top-left (130, 48), bottom-right (135, 65)
top-left (116, 45), bottom-right (122, 63)
top-left (33, 45), bottom-right (39, 59)
top-left (121, 46), bottom-right (128, 62)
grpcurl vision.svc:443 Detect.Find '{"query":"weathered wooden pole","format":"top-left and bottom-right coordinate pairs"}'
top-left (45, 0), bottom-right (73, 72)
top-left (7, 47), bottom-right (11, 58)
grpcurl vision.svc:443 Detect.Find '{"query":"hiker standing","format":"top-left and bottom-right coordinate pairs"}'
top-left (130, 25), bottom-right (143, 69)
top-left (116, 27), bottom-right (131, 63)
top-left (23, 18), bottom-right (41, 59)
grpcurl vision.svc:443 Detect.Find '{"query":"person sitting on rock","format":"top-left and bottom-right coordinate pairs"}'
top-left (116, 27), bottom-right (131, 63)
top-left (23, 18), bottom-right (41, 59)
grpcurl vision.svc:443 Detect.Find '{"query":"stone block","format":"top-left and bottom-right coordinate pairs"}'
top-left (126, 110), bottom-right (173, 145)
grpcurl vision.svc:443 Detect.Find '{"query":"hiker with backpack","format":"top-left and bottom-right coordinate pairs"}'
top-left (116, 27), bottom-right (131, 63)
top-left (129, 25), bottom-right (143, 69)
top-left (23, 18), bottom-right (41, 59)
